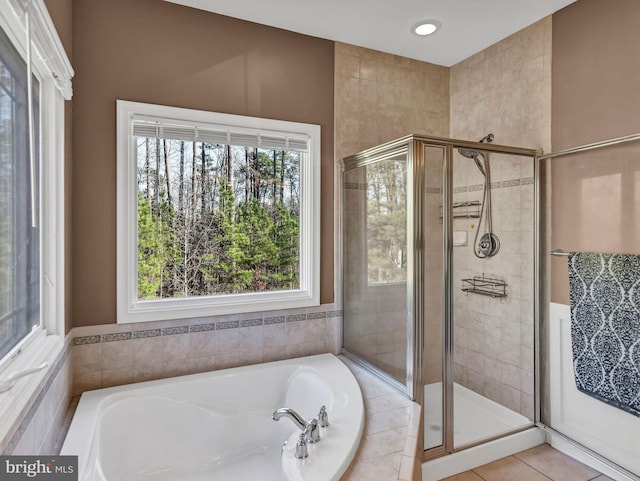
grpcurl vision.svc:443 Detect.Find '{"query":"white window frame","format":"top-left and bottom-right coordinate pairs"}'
top-left (116, 100), bottom-right (320, 323)
top-left (0, 0), bottom-right (72, 444)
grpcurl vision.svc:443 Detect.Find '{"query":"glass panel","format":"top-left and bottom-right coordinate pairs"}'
top-left (343, 153), bottom-right (408, 383)
top-left (422, 145), bottom-right (446, 451)
top-left (134, 139), bottom-right (301, 299)
top-left (451, 149), bottom-right (534, 448)
top-left (0, 26), bottom-right (40, 359)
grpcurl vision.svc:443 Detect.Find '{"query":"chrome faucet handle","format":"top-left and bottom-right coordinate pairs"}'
top-left (318, 405), bottom-right (329, 428)
top-left (304, 418), bottom-right (320, 443)
top-left (295, 431), bottom-right (308, 459)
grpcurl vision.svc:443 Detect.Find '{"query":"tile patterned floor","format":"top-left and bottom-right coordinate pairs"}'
top-left (442, 444), bottom-right (614, 481)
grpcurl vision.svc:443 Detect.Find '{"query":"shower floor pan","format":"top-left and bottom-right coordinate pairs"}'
top-left (424, 382), bottom-right (532, 450)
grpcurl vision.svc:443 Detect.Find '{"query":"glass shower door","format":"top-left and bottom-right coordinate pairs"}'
top-left (423, 144), bottom-right (447, 451)
top-left (343, 152), bottom-right (409, 384)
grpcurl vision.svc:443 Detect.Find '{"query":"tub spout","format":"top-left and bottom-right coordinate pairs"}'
top-left (272, 408), bottom-right (306, 429)
top-left (272, 407), bottom-right (320, 443)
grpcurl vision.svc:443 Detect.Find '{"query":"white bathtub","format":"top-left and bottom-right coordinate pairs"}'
top-left (61, 354), bottom-right (364, 481)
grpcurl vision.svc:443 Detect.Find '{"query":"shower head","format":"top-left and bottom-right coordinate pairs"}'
top-left (457, 148), bottom-right (478, 159)
top-left (457, 148), bottom-right (486, 176)
top-left (457, 133), bottom-right (494, 159)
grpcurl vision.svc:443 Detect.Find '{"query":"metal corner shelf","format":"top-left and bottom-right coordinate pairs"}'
top-left (440, 200), bottom-right (481, 220)
top-left (461, 275), bottom-right (507, 298)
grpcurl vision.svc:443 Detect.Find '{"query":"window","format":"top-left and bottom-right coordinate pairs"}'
top-left (0, 26), bottom-right (40, 359)
top-left (0, 0), bottom-right (71, 441)
top-left (117, 101), bottom-right (320, 323)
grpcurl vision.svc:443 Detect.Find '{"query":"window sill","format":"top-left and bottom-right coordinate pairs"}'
top-left (0, 333), bottom-right (65, 451)
top-left (119, 288), bottom-right (319, 324)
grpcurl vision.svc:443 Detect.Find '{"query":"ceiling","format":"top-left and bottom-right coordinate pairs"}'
top-left (164, 0), bottom-right (576, 67)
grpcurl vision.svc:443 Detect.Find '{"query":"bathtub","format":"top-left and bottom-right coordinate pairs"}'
top-left (61, 354), bottom-right (364, 481)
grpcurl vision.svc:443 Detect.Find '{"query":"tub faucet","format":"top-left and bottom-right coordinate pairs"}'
top-left (272, 407), bottom-right (320, 443)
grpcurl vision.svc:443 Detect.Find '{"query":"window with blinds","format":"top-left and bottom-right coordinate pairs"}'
top-left (117, 101), bottom-right (321, 323)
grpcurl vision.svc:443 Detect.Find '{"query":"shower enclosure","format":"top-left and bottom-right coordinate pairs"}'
top-left (341, 134), bottom-right (540, 459)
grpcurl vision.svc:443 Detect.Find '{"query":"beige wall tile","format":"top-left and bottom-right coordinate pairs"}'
top-left (335, 41), bottom-right (450, 162)
top-left (74, 371), bottom-right (101, 396)
top-left (102, 368), bottom-right (134, 388)
top-left (188, 330), bottom-right (217, 358)
top-left (72, 343), bottom-right (102, 374)
top-left (102, 340), bottom-right (133, 370)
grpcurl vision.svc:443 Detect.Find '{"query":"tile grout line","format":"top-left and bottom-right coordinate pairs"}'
top-left (511, 453), bottom-right (563, 481)
top-left (469, 469), bottom-right (490, 481)
top-left (465, 454), bottom-right (557, 481)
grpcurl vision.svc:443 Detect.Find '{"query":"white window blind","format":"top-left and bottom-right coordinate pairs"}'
top-left (131, 117), bottom-right (310, 152)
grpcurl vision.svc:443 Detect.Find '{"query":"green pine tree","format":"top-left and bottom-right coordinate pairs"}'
top-left (137, 193), bottom-right (180, 299)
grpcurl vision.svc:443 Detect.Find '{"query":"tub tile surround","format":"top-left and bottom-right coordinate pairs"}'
top-left (2, 304), bottom-right (341, 455)
top-left (71, 304), bottom-right (342, 395)
top-left (340, 357), bottom-right (422, 481)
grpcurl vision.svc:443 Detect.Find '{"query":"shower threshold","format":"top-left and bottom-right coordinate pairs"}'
top-left (425, 382), bottom-right (532, 450)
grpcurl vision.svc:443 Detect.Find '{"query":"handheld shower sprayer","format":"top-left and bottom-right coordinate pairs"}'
top-left (456, 134), bottom-right (499, 258)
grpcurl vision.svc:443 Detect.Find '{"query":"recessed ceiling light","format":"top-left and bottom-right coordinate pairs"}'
top-left (412, 20), bottom-right (441, 36)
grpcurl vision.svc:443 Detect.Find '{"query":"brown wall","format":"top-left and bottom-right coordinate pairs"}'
top-left (44, 0), bottom-right (72, 56)
top-left (44, 0), bottom-right (74, 332)
top-left (551, 0), bottom-right (640, 303)
top-left (72, 0), bottom-right (334, 326)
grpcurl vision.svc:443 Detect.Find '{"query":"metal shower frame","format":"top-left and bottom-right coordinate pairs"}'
top-left (340, 133), bottom-right (541, 460)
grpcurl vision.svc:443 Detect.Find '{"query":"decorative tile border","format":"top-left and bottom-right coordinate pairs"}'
top-left (102, 332), bottom-right (132, 342)
top-left (189, 323), bottom-right (215, 333)
top-left (501, 179), bottom-right (521, 188)
top-left (162, 326), bottom-right (188, 336)
top-left (133, 329), bottom-right (162, 339)
top-left (217, 320), bottom-right (240, 330)
top-left (71, 306), bottom-right (343, 345)
top-left (73, 335), bottom-right (101, 346)
top-left (240, 318), bottom-right (262, 328)
top-left (454, 176), bottom-right (534, 193)
top-left (264, 316), bottom-right (285, 325)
